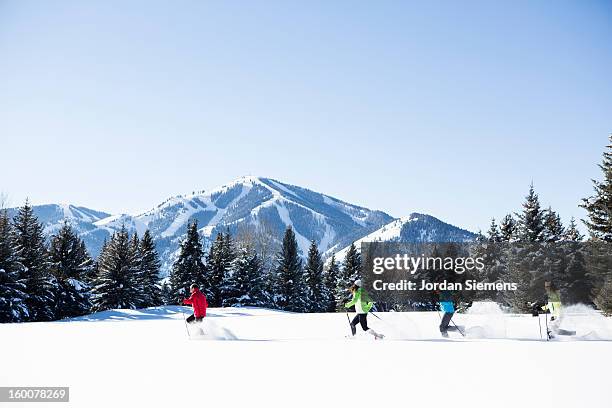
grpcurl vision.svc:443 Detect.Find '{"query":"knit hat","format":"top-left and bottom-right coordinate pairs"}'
top-left (354, 279), bottom-right (362, 287)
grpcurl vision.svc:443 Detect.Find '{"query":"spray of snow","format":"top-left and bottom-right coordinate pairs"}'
top-left (465, 301), bottom-right (508, 339)
top-left (556, 304), bottom-right (612, 340)
top-left (374, 312), bottom-right (422, 340)
top-left (187, 319), bottom-right (238, 341)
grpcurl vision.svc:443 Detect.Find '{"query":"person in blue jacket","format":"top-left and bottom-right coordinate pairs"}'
top-left (438, 289), bottom-right (456, 338)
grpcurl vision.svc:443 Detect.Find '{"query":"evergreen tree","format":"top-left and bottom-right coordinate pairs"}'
top-left (594, 277), bottom-right (612, 315)
top-left (128, 232), bottom-right (146, 307)
top-left (501, 243), bottom-right (546, 312)
top-left (563, 217), bottom-right (584, 241)
top-left (224, 245), bottom-right (267, 307)
top-left (585, 242), bottom-right (612, 311)
top-left (160, 280), bottom-right (172, 305)
top-left (560, 242), bottom-right (591, 305)
top-left (542, 207), bottom-right (565, 242)
top-left (90, 226), bottom-right (140, 312)
top-left (0, 210), bottom-right (27, 322)
top-left (274, 227), bottom-right (303, 312)
top-left (205, 232), bottom-right (235, 307)
top-left (487, 218), bottom-right (501, 242)
top-left (322, 254), bottom-right (339, 312)
top-left (85, 239), bottom-right (106, 286)
top-left (335, 243), bottom-right (361, 310)
top-left (139, 230), bottom-right (162, 307)
top-left (220, 231), bottom-right (237, 307)
top-left (515, 184), bottom-right (545, 242)
top-left (303, 240), bottom-right (324, 312)
top-left (48, 222), bottom-right (92, 319)
top-left (499, 214), bottom-right (516, 242)
top-left (168, 221), bottom-right (206, 303)
top-left (13, 200), bottom-right (56, 321)
top-left (581, 135), bottom-right (612, 241)
top-left (502, 187), bottom-right (551, 311)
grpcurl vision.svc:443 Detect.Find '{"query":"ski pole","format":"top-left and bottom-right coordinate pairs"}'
top-left (345, 311), bottom-right (353, 336)
top-left (537, 314), bottom-right (543, 340)
top-left (450, 316), bottom-right (465, 337)
top-left (182, 311), bottom-right (190, 337)
top-left (370, 311), bottom-right (383, 321)
top-left (545, 310), bottom-right (549, 341)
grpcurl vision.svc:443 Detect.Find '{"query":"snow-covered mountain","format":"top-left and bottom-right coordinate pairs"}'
top-left (127, 176), bottom-right (393, 273)
top-left (8, 178), bottom-right (477, 275)
top-left (11, 177), bottom-right (394, 274)
top-left (5, 204), bottom-right (112, 256)
top-left (329, 213), bottom-right (477, 261)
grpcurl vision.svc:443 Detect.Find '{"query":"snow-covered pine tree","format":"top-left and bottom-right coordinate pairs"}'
top-left (594, 276), bottom-right (612, 315)
top-left (303, 240), bottom-right (324, 312)
top-left (160, 280), bottom-right (172, 305)
top-left (469, 229), bottom-right (506, 302)
top-left (12, 200), bottom-right (56, 321)
top-left (501, 186), bottom-right (550, 312)
top-left (168, 221), bottom-right (206, 303)
top-left (90, 225), bottom-right (141, 312)
top-left (499, 214), bottom-right (517, 242)
top-left (515, 184), bottom-right (545, 242)
top-left (0, 209), bottom-right (27, 322)
top-left (128, 232), bottom-right (146, 307)
top-left (274, 227), bottom-right (303, 312)
top-left (139, 230), bottom-right (162, 307)
top-left (48, 222), bottom-right (93, 319)
top-left (581, 134), bottom-right (612, 242)
top-left (205, 232), bottom-right (235, 307)
top-left (224, 244), bottom-right (267, 307)
top-left (542, 207), bottom-right (565, 242)
top-left (335, 243), bottom-right (361, 310)
top-left (563, 217), bottom-right (584, 241)
top-left (487, 218), bottom-right (501, 242)
top-left (219, 230), bottom-right (237, 307)
top-left (501, 243), bottom-right (547, 313)
top-left (560, 241), bottom-right (591, 305)
top-left (84, 239), bottom-right (107, 287)
top-left (323, 254), bottom-right (339, 312)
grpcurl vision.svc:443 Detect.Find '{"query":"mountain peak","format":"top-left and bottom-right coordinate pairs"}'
top-left (8, 177), bottom-right (474, 277)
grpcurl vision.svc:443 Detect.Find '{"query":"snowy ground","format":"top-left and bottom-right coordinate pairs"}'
top-left (1, 305), bottom-right (611, 408)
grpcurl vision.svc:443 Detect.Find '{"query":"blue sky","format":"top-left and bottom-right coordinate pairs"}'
top-left (1, 0), bottom-right (611, 233)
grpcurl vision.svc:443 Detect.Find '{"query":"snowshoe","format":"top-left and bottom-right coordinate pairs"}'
top-left (366, 328), bottom-right (384, 340)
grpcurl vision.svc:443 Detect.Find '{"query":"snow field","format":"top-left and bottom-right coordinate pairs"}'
top-left (1, 306), bottom-right (611, 408)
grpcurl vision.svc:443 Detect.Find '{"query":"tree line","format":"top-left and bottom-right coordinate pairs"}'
top-left (0, 201), bottom-right (164, 323)
top-left (0, 201), bottom-right (364, 322)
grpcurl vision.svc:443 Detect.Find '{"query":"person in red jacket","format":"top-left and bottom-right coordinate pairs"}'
top-left (182, 284), bottom-right (208, 324)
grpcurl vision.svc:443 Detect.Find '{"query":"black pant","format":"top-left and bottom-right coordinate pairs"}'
top-left (439, 312), bottom-right (454, 333)
top-left (186, 314), bottom-right (203, 324)
top-left (351, 313), bottom-right (369, 331)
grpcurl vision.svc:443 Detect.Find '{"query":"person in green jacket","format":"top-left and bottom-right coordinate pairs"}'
top-left (542, 281), bottom-right (563, 337)
top-left (345, 279), bottom-right (384, 339)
